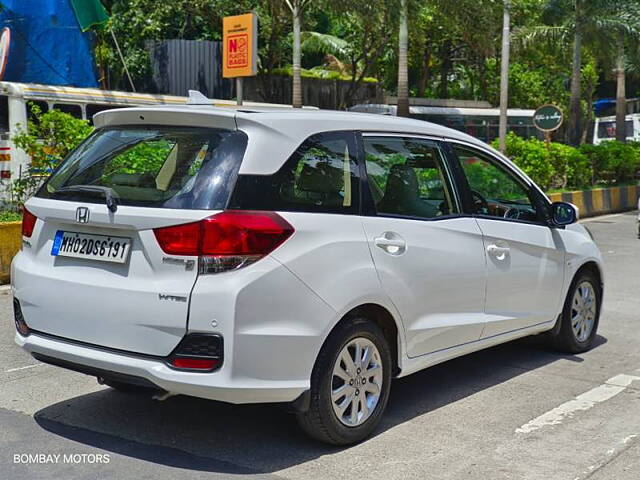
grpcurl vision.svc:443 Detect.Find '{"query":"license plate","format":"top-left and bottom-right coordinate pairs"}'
top-left (51, 230), bottom-right (131, 264)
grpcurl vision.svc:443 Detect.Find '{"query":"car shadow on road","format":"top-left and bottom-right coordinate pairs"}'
top-left (34, 334), bottom-right (607, 474)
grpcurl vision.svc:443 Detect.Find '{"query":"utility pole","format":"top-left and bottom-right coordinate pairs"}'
top-left (498, 0), bottom-right (510, 153)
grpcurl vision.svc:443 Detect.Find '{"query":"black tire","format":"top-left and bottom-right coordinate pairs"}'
top-left (548, 269), bottom-right (601, 354)
top-left (296, 317), bottom-right (392, 446)
top-left (102, 379), bottom-right (155, 394)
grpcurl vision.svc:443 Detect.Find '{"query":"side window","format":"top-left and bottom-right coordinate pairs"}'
top-left (363, 136), bottom-right (458, 219)
top-left (0, 95), bottom-right (8, 132)
top-left (52, 103), bottom-right (83, 119)
top-left (452, 144), bottom-right (540, 222)
top-left (229, 131), bottom-right (360, 214)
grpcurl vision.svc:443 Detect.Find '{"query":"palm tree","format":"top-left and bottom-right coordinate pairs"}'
top-left (284, 0), bottom-right (313, 108)
top-left (498, 0), bottom-right (510, 153)
top-left (611, 3), bottom-right (640, 142)
top-left (397, 0), bottom-right (409, 117)
top-left (519, 0), bottom-right (640, 146)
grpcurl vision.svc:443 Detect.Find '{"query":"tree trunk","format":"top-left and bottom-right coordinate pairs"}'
top-left (417, 48), bottom-right (430, 98)
top-left (397, 0), bottom-right (409, 117)
top-left (568, 25), bottom-right (583, 146)
top-left (615, 42), bottom-right (627, 143)
top-left (438, 41), bottom-right (452, 99)
top-left (498, 0), bottom-right (510, 153)
top-left (292, 3), bottom-right (302, 108)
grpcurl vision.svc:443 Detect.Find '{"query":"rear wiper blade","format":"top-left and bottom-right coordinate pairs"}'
top-left (55, 185), bottom-right (119, 212)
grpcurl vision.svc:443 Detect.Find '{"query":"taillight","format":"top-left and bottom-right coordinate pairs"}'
top-left (153, 221), bottom-right (200, 255)
top-left (153, 210), bottom-right (294, 274)
top-left (21, 208), bottom-right (37, 237)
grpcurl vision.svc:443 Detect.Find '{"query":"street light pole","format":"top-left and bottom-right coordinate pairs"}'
top-left (498, 0), bottom-right (510, 153)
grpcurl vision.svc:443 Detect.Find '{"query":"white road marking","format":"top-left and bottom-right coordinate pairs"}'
top-left (516, 373), bottom-right (640, 434)
top-left (573, 434), bottom-right (639, 480)
top-left (4, 363), bottom-right (43, 373)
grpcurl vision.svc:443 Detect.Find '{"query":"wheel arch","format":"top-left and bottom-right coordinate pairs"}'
top-left (329, 303), bottom-right (403, 377)
top-left (574, 260), bottom-right (604, 294)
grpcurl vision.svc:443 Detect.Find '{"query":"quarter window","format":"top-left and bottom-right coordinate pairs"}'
top-left (229, 131), bottom-right (360, 214)
top-left (364, 136), bottom-right (457, 219)
top-left (452, 144), bottom-right (540, 222)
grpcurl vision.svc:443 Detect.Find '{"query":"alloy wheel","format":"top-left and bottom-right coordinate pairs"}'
top-left (330, 337), bottom-right (384, 427)
top-left (571, 281), bottom-right (597, 343)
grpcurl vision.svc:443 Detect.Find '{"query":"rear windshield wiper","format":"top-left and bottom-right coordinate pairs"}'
top-left (55, 185), bottom-right (119, 212)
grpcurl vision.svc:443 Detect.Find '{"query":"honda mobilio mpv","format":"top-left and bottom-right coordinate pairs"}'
top-left (12, 103), bottom-right (603, 445)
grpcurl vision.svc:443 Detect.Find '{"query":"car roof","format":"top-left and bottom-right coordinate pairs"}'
top-left (93, 104), bottom-right (496, 175)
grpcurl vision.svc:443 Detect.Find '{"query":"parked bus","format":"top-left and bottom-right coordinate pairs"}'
top-left (350, 103), bottom-right (539, 143)
top-left (593, 114), bottom-right (640, 145)
top-left (0, 81), bottom-right (293, 197)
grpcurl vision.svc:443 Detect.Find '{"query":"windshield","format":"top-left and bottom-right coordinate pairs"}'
top-left (37, 126), bottom-right (248, 210)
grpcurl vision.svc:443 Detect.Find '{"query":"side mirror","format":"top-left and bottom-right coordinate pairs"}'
top-left (550, 202), bottom-right (579, 227)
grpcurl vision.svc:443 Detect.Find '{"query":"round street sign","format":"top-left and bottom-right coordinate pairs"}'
top-left (533, 104), bottom-right (563, 132)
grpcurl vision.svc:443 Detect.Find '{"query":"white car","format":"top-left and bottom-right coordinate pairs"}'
top-left (12, 102), bottom-right (603, 445)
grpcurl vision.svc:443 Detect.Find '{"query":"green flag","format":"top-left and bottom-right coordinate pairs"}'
top-left (69, 0), bottom-right (109, 31)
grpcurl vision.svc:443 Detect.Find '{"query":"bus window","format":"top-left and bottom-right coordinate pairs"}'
top-left (52, 103), bottom-right (83, 119)
top-left (0, 95), bottom-right (8, 132)
top-left (27, 100), bottom-right (49, 124)
top-left (86, 104), bottom-right (123, 125)
top-left (597, 120), bottom-right (633, 139)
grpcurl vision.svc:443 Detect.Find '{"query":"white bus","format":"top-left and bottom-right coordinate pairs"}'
top-left (0, 81), bottom-right (292, 197)
top-left (350, 103), bottom-right (539, 143)
top-left (593, 114), bottom-right (640, 145)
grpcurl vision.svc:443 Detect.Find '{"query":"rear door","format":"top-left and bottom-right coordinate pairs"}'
top-left (449, 142), bottom-right (565, 337)
top-left (15, 125), bottom-right (247, 356)
top-left (360, 134), bottom-right (487, 358)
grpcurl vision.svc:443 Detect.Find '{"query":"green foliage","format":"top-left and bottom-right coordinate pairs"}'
top-left (495, 133), bottom-right (555, 189)
top-left (10, 104), bottom-right (93, 205)
top-left (103, 139), bottom-right (172, 179)
top-left (272, 66), bottom-right (377, 82)
top-left (547, 142), bottom-right (592, 189)
top-left (580, 141), bottom-right (640, 184)
top-left (13, 104), bottom-right (93, 171)
top-left (493, 133), bottom-right (639, 191)
top-left (0, 210), bottom-right (21, 223)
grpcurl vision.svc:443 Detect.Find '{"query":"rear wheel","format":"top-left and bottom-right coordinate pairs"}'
top-left (296, 318), bottom-right (392, 445)
top-left (549, 270), bottom-right (601, 354)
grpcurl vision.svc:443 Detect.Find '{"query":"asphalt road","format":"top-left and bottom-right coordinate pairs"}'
top-left (1, 211), bottom-right (639, 480)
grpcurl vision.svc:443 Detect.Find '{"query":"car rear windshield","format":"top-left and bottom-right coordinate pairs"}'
top-left (37, 126), bottom-right (247, 210)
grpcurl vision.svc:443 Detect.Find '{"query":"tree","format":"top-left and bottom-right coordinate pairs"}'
top-left (498, 0), bottom-right (511, 153)
top-left (283, 0), bottom-right (313, 108)
top-left (520, 0), bottom-right (640, 145)
top-left (397, 0), bottom-right (409, 117)
top-left (11, 104), bottom-right (93, 205)
top-left (609, 2), bottom-right (640, 142)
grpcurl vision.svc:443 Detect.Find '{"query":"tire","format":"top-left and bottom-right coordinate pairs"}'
top-left (296, 317), bottom-right (392, 446)
top-left (548, 269), bottom-right (601, 354)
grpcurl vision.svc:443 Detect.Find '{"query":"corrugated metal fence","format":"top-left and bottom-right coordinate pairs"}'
top-left (147, 39), bottom-right (233, 98)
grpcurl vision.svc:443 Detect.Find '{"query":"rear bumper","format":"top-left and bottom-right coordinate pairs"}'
top-left (16, 331), bottom-right (308, 404)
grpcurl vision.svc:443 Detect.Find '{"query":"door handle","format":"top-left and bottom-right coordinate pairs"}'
top-left (487, 243), bottom-right (510, 260)
top-left (374, 232), bottom-right (406, 255)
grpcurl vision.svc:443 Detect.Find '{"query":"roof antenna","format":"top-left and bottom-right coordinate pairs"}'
top-left (187, 90), bottom-right (211, 105)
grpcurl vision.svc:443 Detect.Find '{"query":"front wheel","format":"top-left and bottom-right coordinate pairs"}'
top-left (548, 270), bottom-right (601, 354)
top-left (296, 318), bottom-right (392, 445)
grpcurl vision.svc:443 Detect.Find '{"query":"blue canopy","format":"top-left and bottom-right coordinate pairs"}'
top-left (0, 0), bottom-right (98, 87)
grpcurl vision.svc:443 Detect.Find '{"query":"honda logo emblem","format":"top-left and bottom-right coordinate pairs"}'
top-left (75, 207), bottom-right (90, 223)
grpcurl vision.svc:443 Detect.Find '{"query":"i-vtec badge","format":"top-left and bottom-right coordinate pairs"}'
top-left (158, 294), bottom-right (187, 303)
top-left (75, 207), bottom-right (90, 224)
